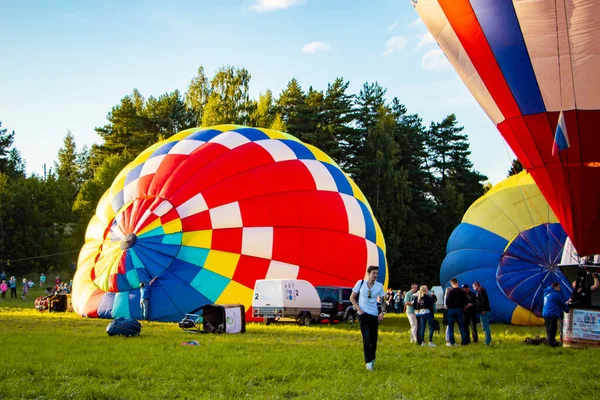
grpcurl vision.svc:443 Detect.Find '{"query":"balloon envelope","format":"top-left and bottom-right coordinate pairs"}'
top-left (413, 0), bottom-right (600, 256)
top-left (441, 172), bottom-right (572, 325)
top-left (72, 125), bottom-right (387, 321)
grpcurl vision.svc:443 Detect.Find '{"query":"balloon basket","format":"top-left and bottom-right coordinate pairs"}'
top-left (562, 308), bottom-right (600, 349)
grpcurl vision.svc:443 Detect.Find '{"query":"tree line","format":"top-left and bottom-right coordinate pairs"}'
top-left (0, 65), bottom-right (495, 287)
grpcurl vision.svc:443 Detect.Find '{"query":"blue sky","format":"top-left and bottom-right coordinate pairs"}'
top-left (0, 0), bottom-right (514, 184)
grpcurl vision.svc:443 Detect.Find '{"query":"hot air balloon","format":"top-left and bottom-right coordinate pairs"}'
top-left (441, 171), bottom-right (572, 325)
top-left (412, 0), bottom-right (600, 256)
top-left (72, 125), bottom-right (387, 322)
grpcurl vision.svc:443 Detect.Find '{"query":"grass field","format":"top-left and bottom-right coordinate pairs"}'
top-left (1, 287), bottom-right (599, 399)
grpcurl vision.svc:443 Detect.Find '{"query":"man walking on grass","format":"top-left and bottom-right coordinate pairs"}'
top-left (350, 265), bottom-right (385, 371)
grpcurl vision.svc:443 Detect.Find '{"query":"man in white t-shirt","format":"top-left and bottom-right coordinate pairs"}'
top-left (350, 265), bottom-right (385, 371)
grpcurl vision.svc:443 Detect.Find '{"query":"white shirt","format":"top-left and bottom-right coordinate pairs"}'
top-left (353, 280), bottom-right (385, 316)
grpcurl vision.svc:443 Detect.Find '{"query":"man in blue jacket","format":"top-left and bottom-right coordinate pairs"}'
top-left (542, 282), bottom-right (569, 347)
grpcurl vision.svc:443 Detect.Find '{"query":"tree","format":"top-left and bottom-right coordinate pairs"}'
top-left (507, 159), bottom-right (524, 177)
top-left (185, 66), bottom-right (210, 126)
top-left (0, 121), bottom-right (16, 175)
top-left (201, 66), bottom-right (252, 126)
top-left (248, 90), bottom-right (275, 128)
top-left (55, 131), bottom-right (80, 193)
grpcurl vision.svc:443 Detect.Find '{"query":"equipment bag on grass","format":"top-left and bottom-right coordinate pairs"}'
top-left (106, 317), bottom-right (142, 337)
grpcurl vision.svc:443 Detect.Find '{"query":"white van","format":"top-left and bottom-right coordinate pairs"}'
top-left (430, 286), bottom-right (445, 311)
top-left (252, 279), bottom-right (321, 326)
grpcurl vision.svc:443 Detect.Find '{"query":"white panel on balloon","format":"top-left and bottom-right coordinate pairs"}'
top-left (209, 202), bottom-right (243, 229)
top-left (255, 139), bottom-right (297, 162)
top-left (300, 160), bottom-right (337, 192)
top-left (208, 131), bottom-right (250, 149)
top-left (242, 227), bottom-right (273, 259)
top-left (169, 140), bottom-right (205, 155)
top-left (176, 193), bottom-right (208, 219)
top-left (340, 193), bottom-right (366, 238)
top-left (265, 260), bottom-right (299, 279)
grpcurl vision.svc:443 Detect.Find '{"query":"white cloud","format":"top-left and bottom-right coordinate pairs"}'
top-left (408, 17), bottom-right (424, 27)
top-left (383, 35), bottom-right (408, 56)
top-left (249, 0), bottom-right (304, 12)
top-left (415, 32), bottom-right (435, 50)
top-left (387, 22), bottom-right (399, 31)
top-left (421, 49), bottom-right (450, 71)
top-left (302, 41), bottom-right (329, 54)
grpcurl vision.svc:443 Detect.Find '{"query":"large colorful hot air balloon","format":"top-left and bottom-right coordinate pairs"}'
top-left (72, 125), bottom-right (387, 322)
top-left (442, 171), bottom-right (572, 325)
top-left (412, 0), bottom-right (600, 256)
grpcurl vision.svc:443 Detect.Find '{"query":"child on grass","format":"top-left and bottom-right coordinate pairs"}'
top-left (21, 278), bottom-right (28, 300)
top-left (1, 279), bottom-right (7, 299)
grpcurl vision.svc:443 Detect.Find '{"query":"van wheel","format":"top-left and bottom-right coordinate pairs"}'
top-left (345, 312), bottom-right (356, 324)
top-left (303, 314), bottom-right (312, 326)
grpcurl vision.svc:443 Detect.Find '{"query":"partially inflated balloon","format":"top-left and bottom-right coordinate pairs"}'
top-left (413, 0), bottom-right (600, 256)
top-left (72, 125), bottom-right (387, 321)
top-left (442, 172), bottom-right (572, 325)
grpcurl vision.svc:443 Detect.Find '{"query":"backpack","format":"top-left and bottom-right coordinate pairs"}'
top-left (106, 317), bottom-right (142, 337)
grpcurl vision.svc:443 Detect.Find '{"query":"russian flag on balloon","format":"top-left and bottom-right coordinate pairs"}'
top-left (552, 111), bottom-right (570, 156)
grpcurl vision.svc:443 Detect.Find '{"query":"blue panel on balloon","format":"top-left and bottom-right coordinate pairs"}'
top-left (471, 0), bottom-right (546, 115)
top-left (446, 223), bottom-right (508, 254)
top-left (235, 127), bottom-right (270, 141)
top-left (136, 241), bottom-right (180, 259)
top-left (280, 139), bottom-right (316, 160)
top-left (377, 247), bottom-right (386, 285)
top-left (112, 291), bottom-right (132, 319)
top-left (190, 268), bottom-right (230, 303)
top-left (167, 259), bottom-right (203, 283)
top-left (149, 270), bottom-right (212, 321)
top-left (187, 129), bottom-right (222, 142)
top-left (441, 250), bottom-right (502, 285)
top-left (358, 201), bottom-right (376, 244)
top-left (138, 226), bottom-right (165, 239)
top-left (322, 162), bottom-right (353, 196)
top-left (125, 163), bottom-right (144, 185)
top-left (151, 141), bottom-right (178, 157)
top-left (97, 293), bottom-right (116, 319)
top-left (130, 247), bottom-right (167, 278)
top-left (111, 190), bottom-right (124, 213)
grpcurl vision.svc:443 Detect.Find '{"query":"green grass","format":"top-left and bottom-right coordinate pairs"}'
top-left (1, 287), bottom-right (599, 399)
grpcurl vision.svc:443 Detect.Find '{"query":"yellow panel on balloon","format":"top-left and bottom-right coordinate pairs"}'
top-left (463, 173), bottom-right (558, 242)
top-left (305, 143), bottom-right (336, 164)
top-left (203, 250), bottom-right (240, 279)
top-left (162, 219), bottom-right (182, 234)
top-left (262, 129), bottom-right (290, 140)
top-left (137, 219), bottom-right (162, 237)
top-left (182, 230), bottom-right (212, 249)
top-left (374, 219), bottom-right (386, 253)
top-left (348, 179), bottom-right (370, 210)
top-left (511, 305), bottom-right (544, 326)
top-left (216, 280), bottom-right (254, 309)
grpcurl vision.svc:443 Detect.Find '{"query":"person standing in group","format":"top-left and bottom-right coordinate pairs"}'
top-left (140, 276), bottom-right (158, 320)
top-left (350, 265), bottom-right (385, 371)
top-left (473, 281), bottom-right (492, 345)
top-left (404, 284), bottom-right (419, 344)
top-left (542, 282), bottom-right (568, 347)
top-left (9, 276), bottom-right (17, 298)
top-left (462, 284), bottom-right (478, 344)
top-left (414, 285), bottom-right (437, 347)
top-left (1, 279), bottom-right (7, 300)
top-left (21, 278), bottom-right (29, 300)
top-left (445, 278), bottom-right (468, 346)
top-left (39, 273), bottom-right (46, 289)
top-left (394, 290), bottom-right (403, 314)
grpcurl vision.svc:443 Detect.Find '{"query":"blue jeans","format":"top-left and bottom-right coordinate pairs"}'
top-left (418, 312), bottom-right (435, 343)
top-left (447, 308), bottom-right (468, 345)
top-left (478, 313), bottom-right (491, 345)
top-left (141, 299), bottom-right (149, 320)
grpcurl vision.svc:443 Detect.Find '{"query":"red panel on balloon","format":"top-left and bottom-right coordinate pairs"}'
top-left (506, 116), bottom-right (544, 167)
top-left (145, 154), bottom-right (187, 197)
top-left (159, 143), bottom-right (229, 203)
top-left (181, 210), bottom-right (212, 231)
top-left (300, 228), bottom-right (352, 279)
top-left (232, 255), bottom-right (271, 289)
top-left (439, 0), bottom-right (520, 119)
top-left (238, 196), bottom-right (274, 227)
top-left (272, 227), bottom-right (303, 267)
top-left (300, 191), bottom-right (349, 233)
top-left (202, 169), bottom-right (266, 210)
top-left (82, 289), bottom-right (104, 318)
top-left (211, 228), bottom-right (243, 254)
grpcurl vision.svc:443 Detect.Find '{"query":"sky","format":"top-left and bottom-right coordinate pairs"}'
top-left (0, 0), bottom-right (515, 184)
